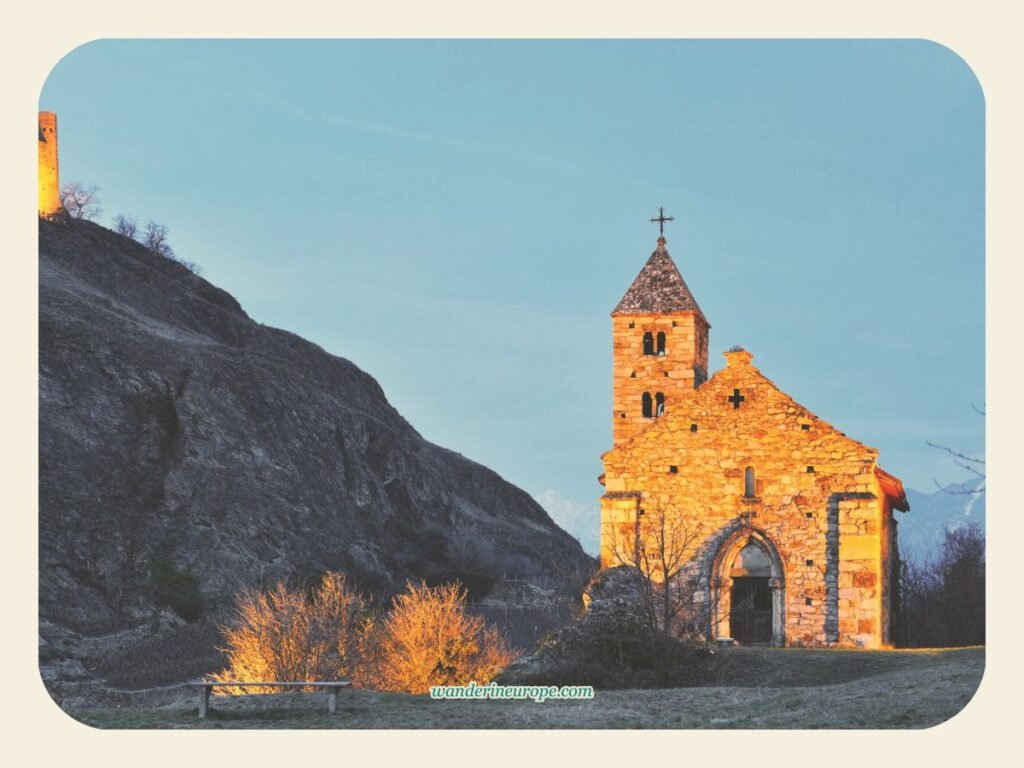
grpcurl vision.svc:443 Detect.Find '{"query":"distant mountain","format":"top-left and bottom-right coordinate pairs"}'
top-left (38, 219), bottom-right (594, 702)
top-left (898, 479), bottom-right (986, 562)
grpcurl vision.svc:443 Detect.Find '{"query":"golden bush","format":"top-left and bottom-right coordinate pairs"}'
top-left (210, 571), bottom-right (368, 694)
top-left (211, 573), bottom-right (515, 696)
top-left (363, 581), bottom-right (517, 694)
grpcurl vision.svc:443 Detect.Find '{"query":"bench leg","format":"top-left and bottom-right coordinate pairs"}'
top-left (328, 690), bottom-right (337, 715)
top-left (199, 687), bottom-right (210, 719)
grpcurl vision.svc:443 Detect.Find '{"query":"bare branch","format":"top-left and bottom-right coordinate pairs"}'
top-left (60, 181), bottom-right (102, 221)
top-left (927, 435), bottom-right (986, 496)
top-left (606, 497), bottom-right (717, 642)
top-left (112, 214), bottom-right (138, 240)
top-left (925, 441), bottom-right (985, 466)
top-left (140, 220), bottom-right (204, 276)
top-left (142, 220), bottom-right (174, 258)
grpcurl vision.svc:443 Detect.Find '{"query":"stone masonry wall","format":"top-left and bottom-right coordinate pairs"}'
top-left (601, 348), bottom-right (892, 648)
top-left (38, 112), bottom-right (62, 218)
top-left (611, 311), bottom-right (709, 445)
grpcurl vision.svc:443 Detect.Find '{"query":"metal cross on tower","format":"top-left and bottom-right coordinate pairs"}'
top-left (650, 207), bottom-right (674, 235)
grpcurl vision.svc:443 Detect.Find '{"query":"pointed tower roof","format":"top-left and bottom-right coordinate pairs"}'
top-left (613, 237), bottom-right (708, 322)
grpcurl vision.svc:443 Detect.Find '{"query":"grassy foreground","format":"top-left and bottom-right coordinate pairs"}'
top-left (67, 646), bottom-right (984, 730)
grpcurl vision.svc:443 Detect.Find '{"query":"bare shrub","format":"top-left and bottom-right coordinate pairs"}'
top-left (60, 181), bottom-right (103, 221)
top-left (210, 571), bottom-right (368, 693)
top-left (112, 214), bottom-right (138, 240)
top-left (141, 219), bottom-right (203, 276)
top-left (210, 573), bottom-right (517, 695)
top-left (142, 220), bottom-right (174, 258)
top-left (362, 581), bottom-right (516, 693)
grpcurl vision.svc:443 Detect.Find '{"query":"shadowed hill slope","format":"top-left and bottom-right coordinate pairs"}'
top-left (39, 219), bottom-right (593, 697)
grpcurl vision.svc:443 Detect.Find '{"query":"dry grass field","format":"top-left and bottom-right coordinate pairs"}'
top-left (66, 646), bottom-right (983, 730)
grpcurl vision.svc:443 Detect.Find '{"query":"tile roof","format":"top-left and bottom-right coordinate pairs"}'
top-left (613, 238), bottom-right (707, 321)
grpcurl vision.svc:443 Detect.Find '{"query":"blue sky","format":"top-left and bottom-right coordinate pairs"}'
top-left (41, 40), bottom-right (984, 554)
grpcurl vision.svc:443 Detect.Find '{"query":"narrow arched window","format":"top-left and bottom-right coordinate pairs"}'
top-left (744, 466), bottom-right (756, 497)
top-left (656, 332), bottom-right (666, 356)
top-left (641, 392), bottom-right (653, 417)
top-left (655, 392), bottom-right (665, 417)
top-left (642, 332), bottom-right (654, 355)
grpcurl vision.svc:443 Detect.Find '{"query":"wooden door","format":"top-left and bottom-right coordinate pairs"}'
top-left (730, 577), bottom-right (772, 645)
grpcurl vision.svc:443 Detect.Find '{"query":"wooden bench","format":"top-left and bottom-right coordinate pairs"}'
top-left (191, 681), bottom-right (352, 718)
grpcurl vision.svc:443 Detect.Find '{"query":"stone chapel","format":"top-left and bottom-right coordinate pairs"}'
top-left (598, 223), bottom-right (908, 648)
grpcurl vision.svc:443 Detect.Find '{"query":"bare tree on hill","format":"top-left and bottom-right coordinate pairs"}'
top-left (60, 181), bottom-right (102, 221)
top-left (112, 214), bottom-right (138, 240)
top-left (142, 220), bottom-right (174, 258)
top-left (141, 220), bottom-right (203, 276)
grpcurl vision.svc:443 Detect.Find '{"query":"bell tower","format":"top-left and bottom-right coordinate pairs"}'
top-left (611, 213), bottom-right (709, 445)
top-left (38, 111), bottom-right (63, 219)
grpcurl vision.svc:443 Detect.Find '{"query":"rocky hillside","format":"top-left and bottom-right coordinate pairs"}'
top-left (39, 219), bottom-right (593, 699)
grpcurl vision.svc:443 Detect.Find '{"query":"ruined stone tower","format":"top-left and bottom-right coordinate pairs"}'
top-left (38, 111), bottom-right (63, 218)
top-left (611, 235), bottom-right (710, 445)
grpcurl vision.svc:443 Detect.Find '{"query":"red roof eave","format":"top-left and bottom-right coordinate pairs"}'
top-left (875, 466), bottom-right (910, 512)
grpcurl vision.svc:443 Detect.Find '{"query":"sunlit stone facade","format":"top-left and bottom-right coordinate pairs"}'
top-left (599, 236), bottom-right (908, 648)
top-left (38, 112), bottom-right (63, 219)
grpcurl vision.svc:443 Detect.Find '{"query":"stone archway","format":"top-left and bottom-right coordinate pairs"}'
top-left (711, 529), bottom-right (785, 646)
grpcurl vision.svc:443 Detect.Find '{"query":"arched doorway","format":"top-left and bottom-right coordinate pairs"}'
top-left (712, 530), bottom-right (785, 646)
top-left (729, 544), bottom-right (773, 645)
